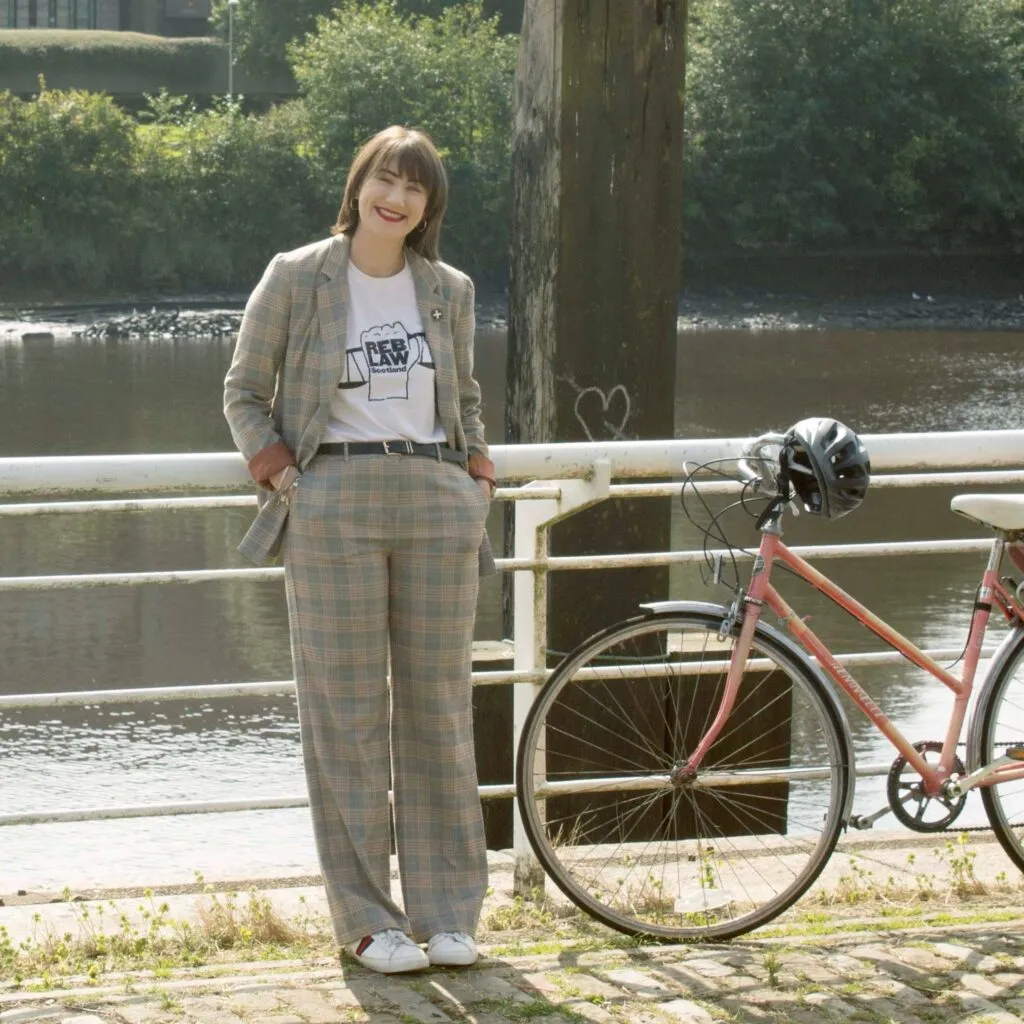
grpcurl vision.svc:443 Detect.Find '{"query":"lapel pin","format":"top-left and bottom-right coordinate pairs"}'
top-left (431, 309), bottom-right (443, 322)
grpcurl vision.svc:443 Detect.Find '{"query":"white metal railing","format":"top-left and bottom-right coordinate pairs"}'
top-left (2, 431), bottom-right (1024, 857)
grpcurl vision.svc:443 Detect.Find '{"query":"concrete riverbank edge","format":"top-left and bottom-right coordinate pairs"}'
top-left (4, 831), bottom-right (1024, 1022)
top-left (3, 291), bottom-right (1024, 340)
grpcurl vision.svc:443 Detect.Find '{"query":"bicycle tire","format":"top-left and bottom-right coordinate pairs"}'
top-left (515, 607), bottom-right (851, 941)
top-left (974, 627), bottom-right (1024, 873)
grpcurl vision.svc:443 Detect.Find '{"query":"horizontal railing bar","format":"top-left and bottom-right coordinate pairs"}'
top-left (0, 539), bottom-right (994, 591)
top-left (872, 470), bottom-right (1024, 488)
top-left (0, 470), bottom-right (1018, 518)
top-left (0, 647), bottom-right (992, 709)
top-left (501, 433), bottom-right (1024, 479)
top-left (0, 783), bottom-right (518, 827)
top-left (0, 680), bottom-right (299, 708)
top-left (0, 496), bottom-right (258, 516)
top-left (0, 669), bottom-right (546, 710)
top-left (620, 469), bottom-right (1024, 498)
top-left (0, 797), bottom-right (311, 826)
top-left (2, 762), bottom-right (898, 827)
top-left (513, 538), bottom-right (992, 571)
top-left (0, 487), bottom-right (541, 517)
top-left (0, 567), bottom-right (284, 590)
top-left (2, 431), bottom-right (1023, 497)
top-left (532, 764), bottom-right (855, 797)
top-left (562, 646), bottom-right (995, 683)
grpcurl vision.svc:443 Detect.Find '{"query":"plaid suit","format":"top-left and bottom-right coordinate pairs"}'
top-left (224, 235), bottom-right (491, 944)
top-left (223, 233), bottom-right (494, 571)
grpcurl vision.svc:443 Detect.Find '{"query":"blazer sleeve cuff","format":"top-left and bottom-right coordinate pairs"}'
top-left (247, 441), bottom-right (297, 489)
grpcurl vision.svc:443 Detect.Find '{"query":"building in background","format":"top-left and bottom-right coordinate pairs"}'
top-left (0, 0), bottom-right (212, 35)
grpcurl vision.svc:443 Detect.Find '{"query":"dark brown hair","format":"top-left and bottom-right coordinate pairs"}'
top-left (332, 126), bottom-right (448, 260)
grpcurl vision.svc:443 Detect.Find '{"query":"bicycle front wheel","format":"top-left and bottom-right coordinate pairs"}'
top-left (976, 629), bottom-right (1024, 873)
top-left (516, 608), bottom-right (851, 941)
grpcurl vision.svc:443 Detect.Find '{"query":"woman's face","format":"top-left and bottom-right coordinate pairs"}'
top-left (355, 161), bottom-right (429, 246)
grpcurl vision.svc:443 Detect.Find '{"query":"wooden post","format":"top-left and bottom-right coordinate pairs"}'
top-left (506, 0), bottom-right (687, 653)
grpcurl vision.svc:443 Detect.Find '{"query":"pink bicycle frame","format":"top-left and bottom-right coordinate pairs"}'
top-left (684, 531), bottom-right (1024, 795)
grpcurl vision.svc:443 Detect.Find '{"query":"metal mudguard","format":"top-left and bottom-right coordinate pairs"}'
top-left (966, 626), bottom-right (1024, 772)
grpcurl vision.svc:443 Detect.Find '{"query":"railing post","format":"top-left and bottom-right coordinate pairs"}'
top-left (512, 462), bottom-right (613, 897)
top-left (512, 482), bottom-right (552, 896)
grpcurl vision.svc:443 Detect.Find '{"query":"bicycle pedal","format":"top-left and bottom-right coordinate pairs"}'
top-left (1006, 745), bottom-right (1024, 762)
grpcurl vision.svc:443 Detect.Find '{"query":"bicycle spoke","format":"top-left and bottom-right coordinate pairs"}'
top-left (518, 612), bottom-right (848, 941)
top-left (980, 631), bottom-right (1024, 874)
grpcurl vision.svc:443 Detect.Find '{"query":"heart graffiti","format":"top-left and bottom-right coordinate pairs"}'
top-left (561, 378), bottom-right (634, 441)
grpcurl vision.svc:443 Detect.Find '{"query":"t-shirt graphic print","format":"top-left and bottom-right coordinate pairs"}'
top-left (344, 322), bottom-right (435, 402)
top-left (322, 260), bottom-right (446, 445)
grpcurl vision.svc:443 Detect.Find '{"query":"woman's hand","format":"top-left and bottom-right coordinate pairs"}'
top-left (468, 451), bottom-right (496, 500)
top-left (270, 465), bottom-right (300, 492)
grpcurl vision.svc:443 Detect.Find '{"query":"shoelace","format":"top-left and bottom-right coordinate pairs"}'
top-left (375, 929), bottom-right (415, 952)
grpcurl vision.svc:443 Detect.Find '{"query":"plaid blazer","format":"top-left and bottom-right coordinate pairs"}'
top-left (223, 234), bottom-right (495, 570)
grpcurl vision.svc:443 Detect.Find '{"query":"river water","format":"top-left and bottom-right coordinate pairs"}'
top-left (1, 324), bottom-right (1023, 893)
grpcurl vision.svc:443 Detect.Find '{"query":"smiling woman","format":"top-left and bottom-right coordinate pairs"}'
top-left (332, 126), bottom-right (447, 270)
top-left (222, 124), bottom-right (496, 975)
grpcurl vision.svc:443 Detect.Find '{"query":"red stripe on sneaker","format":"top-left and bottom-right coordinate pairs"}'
top-left (355, 935), bottom-right (374, 956)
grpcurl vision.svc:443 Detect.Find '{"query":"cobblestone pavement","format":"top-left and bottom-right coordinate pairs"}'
top-left (3, 921), bottom-right (1024, 1024)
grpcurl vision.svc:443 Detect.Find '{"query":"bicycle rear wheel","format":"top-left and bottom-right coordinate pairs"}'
top-left (516, 608), bottom-right (851, 941)
top-left (976, 629), bottom-right (1024, 872)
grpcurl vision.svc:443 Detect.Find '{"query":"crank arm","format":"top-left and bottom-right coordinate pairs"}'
top-left (946, 747), bottom-right (1024, 799)
top-left (849, 788), bottom-right (918, 830)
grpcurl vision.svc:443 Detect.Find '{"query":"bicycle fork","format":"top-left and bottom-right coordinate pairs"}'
top-left (675, 563), bottom-right (771, 781)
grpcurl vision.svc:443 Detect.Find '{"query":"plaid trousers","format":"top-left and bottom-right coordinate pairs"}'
top-left (283, 453), bottom-right (491, 945)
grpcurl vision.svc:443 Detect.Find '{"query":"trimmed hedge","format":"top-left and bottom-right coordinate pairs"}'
top-left (0, 30), bottom-right (295, 95)
top-left (0, 30), bottom-right (220, 73)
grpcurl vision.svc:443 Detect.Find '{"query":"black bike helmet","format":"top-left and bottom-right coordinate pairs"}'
top-left (783, 418), bottom-right (871, 519)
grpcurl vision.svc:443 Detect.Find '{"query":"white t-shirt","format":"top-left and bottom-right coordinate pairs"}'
top-left (323, 262), bottom-right (446, 444)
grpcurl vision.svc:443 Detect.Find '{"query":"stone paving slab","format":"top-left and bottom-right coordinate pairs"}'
top-left (3, 922), bottom-right (1024, 1024)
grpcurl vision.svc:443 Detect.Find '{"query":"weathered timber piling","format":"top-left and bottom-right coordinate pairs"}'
top-left (506, 0), bottom-right (688, 651)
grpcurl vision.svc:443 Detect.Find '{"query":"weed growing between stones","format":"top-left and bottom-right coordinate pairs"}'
top-left (936, 833), bottom-right (987, 898)
top-left (762, 948), bottom-right (782, 988)
top-left (810, 833), bottom-right (1024, 910)
top-left (0, 880), bottom-right (334, 989)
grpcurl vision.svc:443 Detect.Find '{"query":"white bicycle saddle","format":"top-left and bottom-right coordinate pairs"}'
top-left (950, 494), bottom-right (1024, 532)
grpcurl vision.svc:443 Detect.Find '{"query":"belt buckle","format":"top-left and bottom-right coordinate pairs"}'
top-left (381, 440), bottom-right (412, 456)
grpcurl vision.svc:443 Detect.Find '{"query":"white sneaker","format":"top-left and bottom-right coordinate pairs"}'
top-left (427, 931), bottom-right (479, 967)
top-left (345, 929), bottom-right (429, 973)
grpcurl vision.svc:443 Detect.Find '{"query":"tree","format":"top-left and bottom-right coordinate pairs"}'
top-left (289, 0), bottom-right (518, 278)
top-left (209, 0), bottom-right (335, 78)
top-left (684, 0), bottom-right (1024, 253)
top-left (210, 0), bottom-right (523, 78)
top-left (399, 0), bottom-right (523, 30)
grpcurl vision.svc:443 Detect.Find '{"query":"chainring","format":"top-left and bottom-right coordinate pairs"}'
top-left (886, 740), bottom-right (967, 832)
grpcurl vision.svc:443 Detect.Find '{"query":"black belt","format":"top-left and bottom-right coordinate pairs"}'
top-left (316, 441), bottom-right (467, 465)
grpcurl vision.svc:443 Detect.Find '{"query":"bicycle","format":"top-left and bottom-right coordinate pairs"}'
top-left (515, 417), bottom-right (1024, 941)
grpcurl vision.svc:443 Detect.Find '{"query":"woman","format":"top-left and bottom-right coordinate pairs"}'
top-left (224, 126), bottom-right (496, 974)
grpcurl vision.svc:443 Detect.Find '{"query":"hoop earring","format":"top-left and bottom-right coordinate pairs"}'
top-left (418, 217), bottom-right (429, 232)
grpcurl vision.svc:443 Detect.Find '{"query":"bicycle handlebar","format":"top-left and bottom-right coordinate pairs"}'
top-left (737, 432), bottom-right (789, 493)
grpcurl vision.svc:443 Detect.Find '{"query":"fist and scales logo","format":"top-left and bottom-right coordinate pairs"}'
top-left (344, 321), bottom-right (435, 401)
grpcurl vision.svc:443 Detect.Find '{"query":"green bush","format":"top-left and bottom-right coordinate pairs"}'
top-left (4, 1), bottom-right (1024, 299)
top-left (684, 0), bottom-right (1024, 254)
top-left (0, 87), bottom-right (137, 292)
top-left (130, 96), bottom-right (328, 290)
top-left (0, 87), bottom-right (329, 296)
top-left (207, 0), bottom-right (523, 79)
top-left (289, 0), bottom-right (517, 281)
